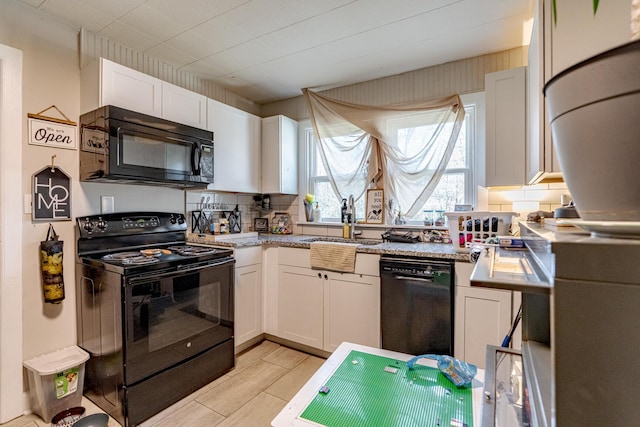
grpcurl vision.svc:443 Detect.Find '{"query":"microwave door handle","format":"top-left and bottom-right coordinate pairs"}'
top-left (192, 145), bottom-right (202, 176)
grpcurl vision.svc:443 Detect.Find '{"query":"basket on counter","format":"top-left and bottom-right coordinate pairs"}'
top-left (445, 211), bottom-right (516, 252)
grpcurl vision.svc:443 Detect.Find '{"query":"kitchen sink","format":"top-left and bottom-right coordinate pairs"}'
top-left (301, 237), bottom-right (382, 246)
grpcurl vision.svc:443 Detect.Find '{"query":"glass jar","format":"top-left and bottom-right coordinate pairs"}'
top-left (271, 212), bottom-right (292, 234)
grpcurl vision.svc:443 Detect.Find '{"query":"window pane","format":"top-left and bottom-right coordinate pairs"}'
top-left (407, 173), bottom-right (466, 222)
top-left (314, 181), bottom-right (340, 219)
top-left (313, 180), bottom-right (366, 222)
top-left (447, 124), bottom-right (467, 168)
top-left (315, 143), bottom-right (327, 176)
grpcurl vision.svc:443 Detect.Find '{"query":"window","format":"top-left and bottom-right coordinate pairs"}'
top-left (303, 94), bottom-right (482, 224)
top-left (305, 127), bottom-right (366, 221)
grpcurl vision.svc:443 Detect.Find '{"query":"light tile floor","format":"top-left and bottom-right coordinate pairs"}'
top-left (4, 341), bottom-right (325, 427)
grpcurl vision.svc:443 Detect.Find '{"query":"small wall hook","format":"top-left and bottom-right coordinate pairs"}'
top-left (50, 154), bottom-right (56, 172)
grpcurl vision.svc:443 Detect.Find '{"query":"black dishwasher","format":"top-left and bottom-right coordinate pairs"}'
top-left (380, 256), bottom-right (454, 356)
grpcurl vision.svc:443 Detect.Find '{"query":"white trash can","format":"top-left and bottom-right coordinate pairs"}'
top-left (23, 345), bottom-right (89, 423)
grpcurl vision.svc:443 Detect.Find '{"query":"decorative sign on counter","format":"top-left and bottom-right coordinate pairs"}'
top-left (32, 158), bottom-right (71, 221)
top-left (254, 217), bottom-right (269, 232)
top-left (27, 105), bottom-right (77, 150)
top-left (365, 189), bottom-right (384, 224)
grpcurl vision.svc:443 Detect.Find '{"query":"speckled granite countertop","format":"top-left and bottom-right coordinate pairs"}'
top-left (187, 233), bottom-right (470, 262)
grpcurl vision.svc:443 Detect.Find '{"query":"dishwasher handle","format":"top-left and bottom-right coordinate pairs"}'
top-left (392, 274), bottom-right (436, 283)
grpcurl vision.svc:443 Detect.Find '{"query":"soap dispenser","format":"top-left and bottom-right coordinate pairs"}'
top-left (313, 202), bottom-right (322, 222)
top-left (342, 217), bottom-right (350, 238)
top-left (341, 198), bottom-right (348, 223)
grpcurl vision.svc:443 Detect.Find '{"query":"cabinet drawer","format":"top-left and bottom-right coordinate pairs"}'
top-left (279, 247), bottom-right (379, 276)
top-left (354, 254), bottom-right (380, 276)
top-left (278, 247), bottom-right (310, 267)
top-left (235, 246), bottom-right (262, 268)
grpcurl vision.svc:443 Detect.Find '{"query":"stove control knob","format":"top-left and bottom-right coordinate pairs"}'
top-left (83, 218), bottom-right (95, 233)
top-left (177, 215), bottom-right (185, 225)
top-left (169, 214), bottom-right (177, 224)
top-left (96, 217), bottom-right (107, 231)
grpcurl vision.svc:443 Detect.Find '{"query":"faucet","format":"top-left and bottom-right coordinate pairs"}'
top-left (347, 194), bottom-right (357, 239)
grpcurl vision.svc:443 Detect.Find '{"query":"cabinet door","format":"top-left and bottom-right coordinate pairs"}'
top-left (207, 99), bottom-right (261, 193)
top-left (455, 285), bottom-right (512, 369)
top-left (261, 115), bottom-right (298, 195)
top-left (324, 273), bottom-right (380, 352)
top-left (277, 265), bottom-right (323, 349)
top-left (485, 67), bottom-right (526, 187)
top-left (235, 263), bottom-right (262, 348)
top-left (161, 82), bottom-right (207, 128)
top-left (527, 0), bottom-right (561, 184)
top-left (101, 58), bottom-right (162, 117)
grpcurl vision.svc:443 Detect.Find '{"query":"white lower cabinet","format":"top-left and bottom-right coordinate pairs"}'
top-left (234, 247), bottom-right (262, 350)
top-left (454, 262), bottom-right (512, 369)
top-left (276, 248), bottom-right (380, 352)
top-left (323, 272), bottom-right (380, 352)
top-left (277, 265), bottom-right (324, 349)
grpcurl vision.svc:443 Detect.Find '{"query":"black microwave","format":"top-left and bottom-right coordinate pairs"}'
top-left (79, 105), bottom-right (214, 188)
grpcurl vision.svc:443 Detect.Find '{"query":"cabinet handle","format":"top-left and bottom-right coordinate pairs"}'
top-left (317, 273), bottom-right (322, 278)
top-left (324, 274), bottom-right (328, 280)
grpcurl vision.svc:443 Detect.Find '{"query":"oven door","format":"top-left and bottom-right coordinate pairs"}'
top-left (124, 257), bottom-right (234, 385)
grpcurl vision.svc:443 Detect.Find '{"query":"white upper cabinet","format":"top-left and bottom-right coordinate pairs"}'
top-left (262, 115), bottom-right (298, 195)
top-left (485, 66), bottom-right (526, 187)
top-left (206, 98), bottom-right (261, 193)
top-left (527, 0), bottom-right (561, 184)
top-left (161, 82), bottom-right (207, 128)
top-left (81, 58), bottom-right (207, 131)
top-left (81, 58), bottom-right (162, 116)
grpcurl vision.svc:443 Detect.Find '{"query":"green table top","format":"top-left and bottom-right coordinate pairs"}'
top-left (300, 350), bottom-right (474, 427)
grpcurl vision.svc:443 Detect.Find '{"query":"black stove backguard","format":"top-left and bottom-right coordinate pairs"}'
top-left (76, 212), bottom-right (235, 427)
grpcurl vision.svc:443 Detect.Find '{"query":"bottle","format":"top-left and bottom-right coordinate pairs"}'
top-left (342, 217), bottom-right (350, 238)
top-left (313, 202), bottom-right (321, 222)
top-left (341, 198), bottom-right (348, 223)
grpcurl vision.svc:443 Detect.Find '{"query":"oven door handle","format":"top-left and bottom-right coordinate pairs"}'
top-left (128, 257), bottom-right (235, 285)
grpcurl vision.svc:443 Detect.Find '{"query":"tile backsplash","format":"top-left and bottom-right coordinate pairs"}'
top-left (488, 182), bottom-right (571, 220)
top-left (185, 191), bottom-right (299, 234)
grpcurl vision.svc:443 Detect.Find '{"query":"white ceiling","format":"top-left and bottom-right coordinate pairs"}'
top-left (17, 0), bottom-right (534, 104)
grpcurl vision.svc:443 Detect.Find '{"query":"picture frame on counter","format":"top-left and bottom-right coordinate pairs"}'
top-left (254, 217), bottom-right (269, 232)
top-left (365, 189), bottom-right (384, 224)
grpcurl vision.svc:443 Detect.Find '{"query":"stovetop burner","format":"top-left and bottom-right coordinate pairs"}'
top-left (168, 245), bottom-right (222, 256)
top-left (102, 251), bottom-right (161, 265)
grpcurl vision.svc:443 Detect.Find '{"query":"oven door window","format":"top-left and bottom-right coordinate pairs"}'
top-left (125, 261), bottom-right (233, 385)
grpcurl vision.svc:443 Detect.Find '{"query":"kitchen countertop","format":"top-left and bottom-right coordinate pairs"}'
top-left (271, 341), bottom-right (484, 427)
top-left (187, 233), bottom-right (470, 262)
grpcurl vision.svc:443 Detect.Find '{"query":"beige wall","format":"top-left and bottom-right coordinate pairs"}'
top-left (0, 1), bottom-right (185, 371)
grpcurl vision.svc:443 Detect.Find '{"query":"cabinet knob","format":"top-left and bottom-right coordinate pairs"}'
top-left (318, 273), bottom-right (322, 278)
top-left (324, 274), bottom-right (328, 280)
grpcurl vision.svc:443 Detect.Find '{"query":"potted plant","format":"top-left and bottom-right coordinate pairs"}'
top-left (543, 1), bottom-right (640, 227)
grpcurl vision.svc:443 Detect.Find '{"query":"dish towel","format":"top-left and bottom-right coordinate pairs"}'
top-left (309, 242), bottom-right (357, 273)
